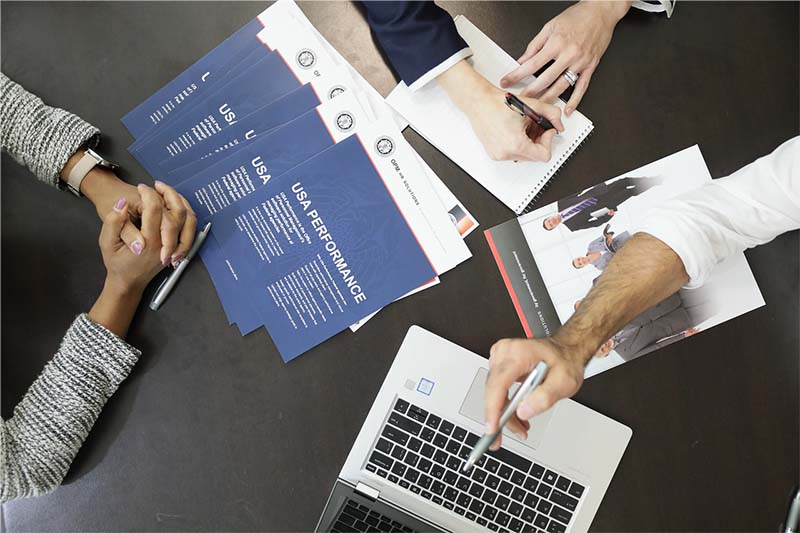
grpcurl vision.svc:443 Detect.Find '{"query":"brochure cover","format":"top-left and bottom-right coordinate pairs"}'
top-left (485, 146), bottom-right (765, 378)
top-left (211, 133), bottom-right (437, 361)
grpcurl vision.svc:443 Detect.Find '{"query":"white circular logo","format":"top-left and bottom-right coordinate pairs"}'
top-left (335, 112), bottom-right (355, 132)
top-left (328, 85), bottom-right (346, 99)
top-left (375, 136), bottom-right (395, 157)
top-left (296, 49), bottom-right (316, 69)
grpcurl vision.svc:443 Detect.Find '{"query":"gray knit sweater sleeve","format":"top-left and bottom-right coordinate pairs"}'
top-left (1, 72), bottom-right (100, 186)
top-left (0, 314), bottom-right (140, 503)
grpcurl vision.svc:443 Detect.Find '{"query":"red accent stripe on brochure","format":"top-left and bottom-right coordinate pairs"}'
top-left (484, 229), bottom-right (533, 338)
top-left (257, 32), bottom-right (274, 51)
top-left (356, 133), bottom-right (437, 276)
top-left (316, 108), bottom-right (336, 142)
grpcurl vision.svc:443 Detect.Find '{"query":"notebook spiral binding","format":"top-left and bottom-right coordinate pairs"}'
top-left (518, 128), bottom-right (594, 215)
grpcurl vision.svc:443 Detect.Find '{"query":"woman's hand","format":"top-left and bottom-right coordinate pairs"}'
top-left (88, 186), bottom-right (167, 337)
top-left (500, 1), bottom-right (631, 116)
top-left (437, 60), bottom-right (563, 162)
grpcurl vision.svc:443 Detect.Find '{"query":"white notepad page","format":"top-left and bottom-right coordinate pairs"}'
top-left (387, 16), bottom-right (594, 214)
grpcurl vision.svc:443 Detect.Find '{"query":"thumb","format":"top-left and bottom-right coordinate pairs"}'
top-left (516, 381), bottom-right (559, 421)
top-left (520, 95), bottom-right (564, 133)
top-left (120, 219), bottom-right (146, 256)
top-left (99, 198), bottom-right (130, 251)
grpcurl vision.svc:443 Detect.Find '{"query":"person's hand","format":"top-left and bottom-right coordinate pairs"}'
top-left (152, 181), bottom-right (197, 267)
top-left (484, 337), bottom-right (584, 450)
top-left (98, 186), bottom-right (166, 295)
top-left (436, 60), bottom-right (564, 162)
top-left (500, 1), bottom-right (631, 116)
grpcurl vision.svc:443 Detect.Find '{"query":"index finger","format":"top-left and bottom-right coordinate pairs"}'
top-left (137, 184), bottom-right (163, 245)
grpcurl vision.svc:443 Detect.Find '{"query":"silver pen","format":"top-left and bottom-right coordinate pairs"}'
top-left (463, 361), bottom-right (549, 473)
top-left (149, 222), bottom-right (212, 311)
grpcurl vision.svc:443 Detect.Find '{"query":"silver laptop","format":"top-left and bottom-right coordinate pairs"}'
top-left (316, 326), bottom-right (632, 533)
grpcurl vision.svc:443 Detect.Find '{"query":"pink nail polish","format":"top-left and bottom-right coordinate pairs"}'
top-left (162, 257), bottom-right (170, 266)
top-left (172, 255), bottom-right (184, 268)
top-left (114, 197), bottom-right (126, 211)
top-left (130, 240), bottom-right (143, 255)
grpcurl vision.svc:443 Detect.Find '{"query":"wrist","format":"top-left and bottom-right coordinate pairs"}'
top-left (103, 275), bottom-right (146, 301)
top-left (587, 0), bottom-right (632, 24)
top-left (437, 60), bottom-right (495, 110)
top-left (81, 167), bottom-right (125, 207)
top-left (549, 330), bottom-right (595, 367)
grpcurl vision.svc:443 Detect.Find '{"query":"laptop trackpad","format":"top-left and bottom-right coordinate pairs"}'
top-left (459, 367), bottom-right (553, 451)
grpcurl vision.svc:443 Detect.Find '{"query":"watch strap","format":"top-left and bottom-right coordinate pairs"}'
top-left (66, 151), bottom-right (101, 196)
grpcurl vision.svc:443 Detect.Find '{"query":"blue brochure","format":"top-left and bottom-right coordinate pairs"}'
top-left (179, 92), bottom-right (368, 332)
top-left (121, 16), bottom-right (266, 139)
top-left (211, 134), bottom-right (436, 361)
top-left (130, 51), bottom-right (306, 177)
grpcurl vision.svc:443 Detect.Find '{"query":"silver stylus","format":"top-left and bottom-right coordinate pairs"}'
top-left (462, 361), bottom-right (549, 473)
top-left (149, 222), bottom-right (212, 311)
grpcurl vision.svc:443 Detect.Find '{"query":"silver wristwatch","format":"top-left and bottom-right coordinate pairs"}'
top-left (65, 148), bottom-right (118, 197)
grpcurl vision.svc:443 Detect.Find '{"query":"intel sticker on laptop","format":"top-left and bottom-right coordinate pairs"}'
top-left (416, 378), bottom-right (435, 396)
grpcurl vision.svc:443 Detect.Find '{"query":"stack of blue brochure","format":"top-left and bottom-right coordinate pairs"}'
top-left (122, 0), bottom-right (474, 361)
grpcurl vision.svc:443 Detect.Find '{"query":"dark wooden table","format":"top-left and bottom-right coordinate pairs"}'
top-left (2, 2), bottom-right (798, 531)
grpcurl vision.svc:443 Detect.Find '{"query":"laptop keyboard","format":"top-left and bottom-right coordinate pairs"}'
top-left (330, 498), bottom-right (417, 533)
top-left (364, 399), bottom-right (586, 533)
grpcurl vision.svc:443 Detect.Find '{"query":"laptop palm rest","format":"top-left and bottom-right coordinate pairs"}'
top-left (458, 367), bottom-right (554, 450)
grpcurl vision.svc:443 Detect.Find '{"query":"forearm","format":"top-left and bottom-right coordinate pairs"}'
top-left (88, 278), bottom-right (144, 338)
top-left (0, 314), bottom-right (140, 503)
top-left (552, 232), bottom-right (688, 363)
top-left (436, 59), bottom-right (493, 110)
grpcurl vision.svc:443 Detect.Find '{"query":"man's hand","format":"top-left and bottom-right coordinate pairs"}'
top-left (437, 60), bottom-right (563, 162)
top-left (485, 337), bottom-right (584, 450)
top-left (500, 1), bottom-right (631, 115)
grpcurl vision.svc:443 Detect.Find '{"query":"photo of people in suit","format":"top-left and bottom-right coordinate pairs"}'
top-left (572, 225), bottom-right (631, 271)
top-left (542, 176), bottom-right (663, 232)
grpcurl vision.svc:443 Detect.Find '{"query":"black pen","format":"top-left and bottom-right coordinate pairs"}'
top-left (505, 92), bottom-right (557, 132)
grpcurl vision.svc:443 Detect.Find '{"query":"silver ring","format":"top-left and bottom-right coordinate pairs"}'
top-left (564, 69), bottom-right (579, 86)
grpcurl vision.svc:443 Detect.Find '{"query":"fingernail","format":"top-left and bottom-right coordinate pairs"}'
top-left (161, 256), bottom-right (170, 266)
top-left (130, 240), bottom-right (143, 255)
top-left (171, 255), bottom-right (183, 268)
top-left (114, 197), bottom-right (126, 211)
top-left (565, 107), bottom-right (573, 116)
top-left (514, 430), bottom-right (528, 440)
top-left (489, 441), bottom-right (501, 451)
top-left (517, 405), bottom-right (533, 420)
top-left (155, 180), bottom-right (164, 187)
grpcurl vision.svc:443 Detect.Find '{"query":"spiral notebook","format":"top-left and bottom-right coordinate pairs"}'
top-left (386, 15), bottom-right (594, 214)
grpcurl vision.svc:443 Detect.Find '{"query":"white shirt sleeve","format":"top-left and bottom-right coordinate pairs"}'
top-left (408, 47), bottom-right (473, 92)
top-left (631, 0), bottom-right (676, 17)
top-left (637, 137), bottom-right (800, 288)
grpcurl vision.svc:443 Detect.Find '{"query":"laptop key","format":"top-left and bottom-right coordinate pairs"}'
top-left (465, 432), bottom-right (480, 446)
top-left (431, 465), bottom-right (445, 479)
top-left (524, 476), bottom-right (538, 492)
top-left (536, 483), bottom-right (551, 499)
top-left (511, 487), bottom-right (526, 503)
top-left (510, 518), bottom-right (525, 532)
top-left (543, 470), bottom-right (558, 485)
top-left (432, 481), bottom-right (445, 495)
top-left (496, 511), bottom-right (511, 526)
top-left (521, 506), bottom-right (536, 523)
top-left (533, 513), bottom-right (549, 528)
top-left (555, 476), bottom-right (571, 492)
top-left (420, 444), bottom-right (435, 459)
top-left (433, 433), bottom-right (448, 448)
top-left (468, 482), bottom-right (483, 498)
top-left (418, 458), bottom-right (432, 473)
top-left (391, 446), bottom-right (405, 461)
top-left (455, 506), bottom-right (466, 516)
top-left (446, 456), bottom-right (461, 472)
top-left (444, 487), bottom-right (459, 502)
top-left (410, 485), bottom-right (421, 494)
top-left (524, 493), bottom-right (539, 509)
top-left (440, 420), bottom-right (454, 436)
top-left (376, 438), bottom-right (393, 454)
top-left (353, 520), bottom-right (369, 531)
top-left (388, 412), bottom-right (422, 436)
top-left (486, 458), bottom-right (500, 473)
top-left (549, 505), bottom-right (573, 525)
top-left (550, 490), bottom-right (578, 511)
top-left (498, 465), bottom-right (513, 480)
top-left (382, 426), bottom-right (409, 447)
top-left (471, 468), bottom-right (488, 483)
top-left (407, 405), bottom-right (428, 423)
top-left (487, 524), bottom-right (499, 531)
top-left (421, 490), bottom-right (433, 500)
top-left (391, 462), bottom-right (406, 477)
top-left (456, 476), bottom-right (471, 491)
top-left (458, 445), bottom-right (471, 460)
top-left (509, 501), bottom-right (523, 517)
top-left (469, 499), bottom-right (485, 514)
top-left (456, 493), bottom-right (472, 508)
top-left (377, 469), bottom-right (388, 478)
top-left (568, 482), bottom-right (585, 499)
top-left (530, 464), bottom-right (545, 479)
top-left (443, 470), bottom-right (458, 486)
top-left (420, 428), bottom-right (435, 442)
top-left (370, 451), bottom-right (393, 470)
top-left (499, 480), bottom-right (514, 496)
top-left (489, 447), bottom-right (533, 474)
top-left (366, 464), bottom-right (377, 474)
top-left (511, 470), bottom-right (526, 486)
top-left (481, 489), bottom-right (498, 505)
top-left (432, 496), bottom-right (443, 506)
top-left (446, 439), bottom-right (461, 454)
top-left (433, 450), bottom-right (448, 465)
top-left (399, 479), bottom-right (410, 490)
top-left (486, 474), bottom-right (501, 489)
top-left (536, 500), bottom-right (552, 514)
top-left (477, 517), bottom-right (488, 527)
top-left (466, 512), bottom-right (477, 521)
top-left (426, 414), bottom-right (442, 429)
top-left (497, 495), bottom-right (511, 510)
top-left (546, 520), bottom-right (566, 533)
top-left (482, 506), bottom-right (498, 520)
top-left (419, 474), bottom-right (433, 489)
top-left (407, 437), bottom-right (422, 452)
top-left (443, 501), bottom-right (454, 511)
top-left (404, 468), bottom-right (420, 483)
top-left (403, 452), bottom-right (419, 468)
top-left (452, 427), bottom-right (468, 441)
top-left (389, 474), bottom-right (399, 483)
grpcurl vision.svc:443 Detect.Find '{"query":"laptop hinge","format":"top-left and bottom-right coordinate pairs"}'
top-left (354, 482), bottom-right (380, 502)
